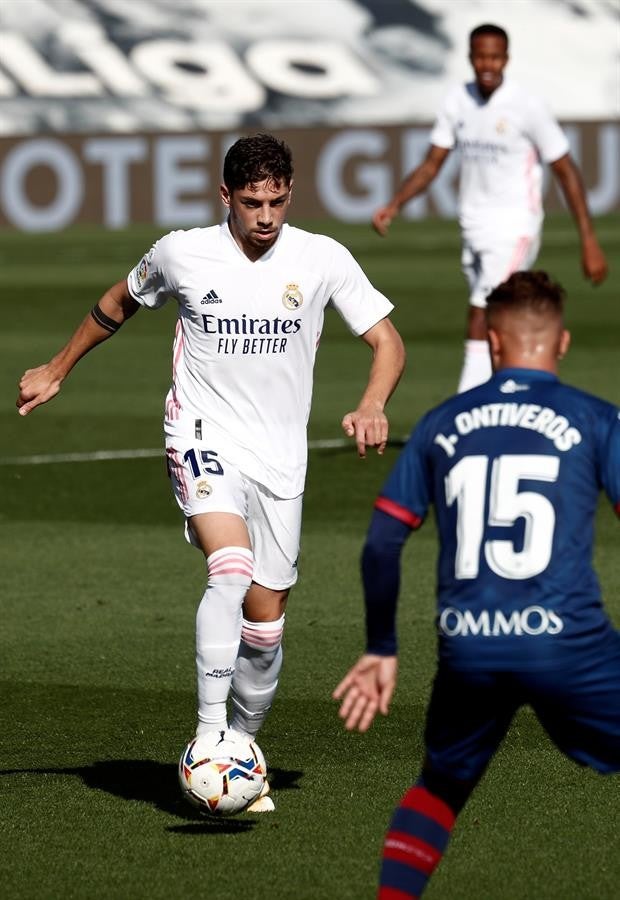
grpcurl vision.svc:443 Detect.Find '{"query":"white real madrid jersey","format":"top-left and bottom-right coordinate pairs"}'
top-left (127, 223), bottom-right (394, 498)
top-left (430, 79), bottom-right (569, 233)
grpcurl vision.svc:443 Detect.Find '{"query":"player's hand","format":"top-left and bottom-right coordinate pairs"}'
top-left (333, 654), bottom-right (398, 732)
top-left (582, 237), bottom-right (608, 285)
top-left (342, 403), bottom-right (389, 457)
top-left (372, 205), bottom-right (398, 237)
top-left (16, 363), bottom-right (63, 416)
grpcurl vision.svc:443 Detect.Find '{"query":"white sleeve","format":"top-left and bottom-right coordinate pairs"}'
top-left (127, 233), bottom-right (176, 309)
top-left (525, 95), bottom-right (570, 163)
top-left (429, 90), bottom-right (457, 150)
top-left (326, 240), bottom-right (394, 336)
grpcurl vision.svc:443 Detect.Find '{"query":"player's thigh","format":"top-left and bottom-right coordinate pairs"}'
top-left (245, 479), bottom-right (302, 592)
top-left (460, 239), bottom-right (481, 294)
top-left (424, 666), bottom-right (519, 783)
top-left (166, 439), bottom-right (250, 550)
top-left (464, 230), bottom-right (541, 307)
top-left (524, 636), bottom-right (620, 774)
top-left (482, 232), bottom-right (541, 289)
top-left (190, 512), bottom-right (250, 557)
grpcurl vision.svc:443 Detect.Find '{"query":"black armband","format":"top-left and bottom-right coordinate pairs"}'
top-left (91, 303), bottom-right (123, 334)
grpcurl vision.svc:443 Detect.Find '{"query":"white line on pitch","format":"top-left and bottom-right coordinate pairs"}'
top-left (0, 437), bottom-right (401, 467)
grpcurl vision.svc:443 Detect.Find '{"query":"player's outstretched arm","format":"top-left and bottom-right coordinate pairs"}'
top-left (17, 279), bottom-right (140, 416)
top-left (550, 154), bottom-right (609, 285)
top-left (371, 144), bottom-right (450, 236)
top-left (333, 654), bottom-right (398, 732)
top-left (342, 318), bottom-right (406, 457)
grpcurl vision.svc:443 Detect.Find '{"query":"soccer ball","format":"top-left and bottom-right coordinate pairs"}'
top-left (178, 729), bottom-right (267, 816)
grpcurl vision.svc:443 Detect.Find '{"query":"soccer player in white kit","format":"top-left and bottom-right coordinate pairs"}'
top-left (373, 23), bottom-right (608, 393)
top-left (17, 133), bottom-right (406, 812)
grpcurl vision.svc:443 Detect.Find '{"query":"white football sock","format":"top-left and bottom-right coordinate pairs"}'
top-left (195, 547), bottom-right (253, 735)
top-left (230, 614), bottom-right (285, 739)
top-left (457, 339), bottom-right (492, 393)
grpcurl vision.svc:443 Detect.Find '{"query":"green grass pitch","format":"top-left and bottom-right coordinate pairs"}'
top-left (0, 215), bottom-right (618, 900)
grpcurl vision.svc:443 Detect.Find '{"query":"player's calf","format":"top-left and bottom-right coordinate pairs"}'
top-left (378, 784), bottom-right (457, 899)
top-left (230, 614), bottom-right (285, 738)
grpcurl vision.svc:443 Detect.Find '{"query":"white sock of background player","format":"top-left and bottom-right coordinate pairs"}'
top-left (195, 546), bottom-right (253, 735)
top-left (457, 338), bottom-right (493, 393)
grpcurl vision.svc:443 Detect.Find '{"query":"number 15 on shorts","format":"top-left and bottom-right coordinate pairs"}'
top-left (184, 448), bottom-right (224, 478)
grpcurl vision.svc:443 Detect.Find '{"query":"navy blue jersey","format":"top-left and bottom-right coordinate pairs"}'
top-left (376, 368), bottom-right (620, 670)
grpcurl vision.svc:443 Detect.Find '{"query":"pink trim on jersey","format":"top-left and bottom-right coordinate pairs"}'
top-left (166, 319), bottom-right (185, 420)
top-left (525, 147), bottom-right (540, 214)
top-left (502, 235), bottom-right (532, 280)
top-left (166, 446), bottom-right (189, 503)
top-left (375, 496), bottom-right (422, 529)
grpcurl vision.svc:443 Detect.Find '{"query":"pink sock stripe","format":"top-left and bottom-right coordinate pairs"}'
top-left (241, 617), bottom-right (285, 649)
top-left (210, 567), bottom-right (254, 580)
top-left (209, 556), bottom-right (254, 575)
top-left (241, 630), bottom-right (283, 648)
top-left (207, 548), bottom-right (253, 580)
top-left (208, 547), bottom-right (252, 565)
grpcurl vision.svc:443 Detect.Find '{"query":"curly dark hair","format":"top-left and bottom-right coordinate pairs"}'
top-left (223, 133), bottom-right (294, 192)
top-left (470, 23), bottom-right (509, 49)
top-left (486, 270), bottom-right (565, 323)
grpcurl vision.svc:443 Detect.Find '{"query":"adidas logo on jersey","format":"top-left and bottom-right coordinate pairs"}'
top-left (201, 289), bottom-right (222, 304)
top-left (499, 379), bottom-right (530, 394)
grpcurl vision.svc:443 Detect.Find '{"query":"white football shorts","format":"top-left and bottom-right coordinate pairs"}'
top-left (166, 439), bottom-right (302, 590)
top-left (461, 227), bottom-right (541, 308)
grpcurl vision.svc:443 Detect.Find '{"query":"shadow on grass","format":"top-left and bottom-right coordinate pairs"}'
top-left (0, 760), bottom-right (303, 833)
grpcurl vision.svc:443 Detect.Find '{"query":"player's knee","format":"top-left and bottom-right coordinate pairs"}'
top-left (206, 546), bottom-right (254, 588)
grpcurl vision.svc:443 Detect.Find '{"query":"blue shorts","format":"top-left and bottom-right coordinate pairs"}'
top-left (424, 634), bottom-right (620, 781)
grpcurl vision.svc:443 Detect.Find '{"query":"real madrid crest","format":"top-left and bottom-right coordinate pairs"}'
top-left (495, 119), bottom-right (507, 134)
top-left (196, 480), bottom-right (212, 499)
top-left (282, 283), bottom-right (303, 310)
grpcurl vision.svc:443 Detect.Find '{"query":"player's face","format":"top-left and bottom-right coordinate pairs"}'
top-left (221, 178), bottom-right (293, 260)
top-left (469, 35), bottom-right (508, 98)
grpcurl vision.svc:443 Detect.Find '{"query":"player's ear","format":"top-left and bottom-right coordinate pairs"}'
top-left (558, 329), bottom-right (571, 360)
top-left (487, 328), bottom-right (500, 350)
top-left (220, 183), bottom-right (232, 209)
top-left (487, 327), bottom-right (501, 368)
